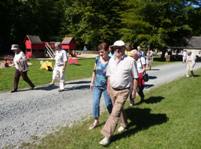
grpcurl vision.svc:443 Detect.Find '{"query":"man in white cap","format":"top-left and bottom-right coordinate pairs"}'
top-left (11, 44), bottom-right (35, 93)
top-left (99, 40), bottom-right (138, 146)
top-left (49, 42), bottom-right (68, 92)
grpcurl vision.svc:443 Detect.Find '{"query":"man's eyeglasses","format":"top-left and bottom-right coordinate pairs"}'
top-left (114, 47), bottom-right (125, 53)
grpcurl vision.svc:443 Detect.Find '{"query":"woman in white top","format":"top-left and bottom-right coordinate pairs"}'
top-left (50, 42), bottom-right (68, 92)
top-left (11, 44), bottom-right (35, 93)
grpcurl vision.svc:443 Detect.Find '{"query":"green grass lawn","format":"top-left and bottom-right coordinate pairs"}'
top-left (21, 69), bottom-right (201, 149)
top-left (0, 58), bottom-right (94, 91)
top-left (0, 57), bottom-right (172, 92)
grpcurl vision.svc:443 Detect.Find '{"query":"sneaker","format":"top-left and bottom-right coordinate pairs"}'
top-left (129, 100), bottom-right (135, 106)
top-left (48, 83), bottom-right (54, 87)
top-left (117, 126), bottom-right (126, 133)
top-left (30, 86), bottom-right (35, 90)
top-left (99, 137), bottom-right (110, 146)
top-left (11, 89), bottom-right (17, 93)
top-left (58, 89), bottom-right (64, 92)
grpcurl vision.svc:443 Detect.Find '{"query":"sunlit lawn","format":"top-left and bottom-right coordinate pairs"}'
top-left (21, 69), bottom-right (201, 149)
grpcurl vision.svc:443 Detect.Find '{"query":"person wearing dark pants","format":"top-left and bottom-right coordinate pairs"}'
top-left (137, 72), bottom-right (145, 101)
top-left (13, 69), bottom-right (35, 92)
top-left (11, 44), bottom-right (35, 93)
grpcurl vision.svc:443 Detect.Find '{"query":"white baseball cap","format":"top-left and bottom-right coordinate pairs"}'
top-left (11, 44), bottom-right (20, 50)
top-left (54, 42), bottom-right (61, 48)
top-left (111, 40), bottom-right (125, 48)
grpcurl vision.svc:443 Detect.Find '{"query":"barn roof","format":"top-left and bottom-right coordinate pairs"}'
top-left (25, 35), bottom-right (42, 44)
top-left (185, 36), bottom-right (201, 49)
top-left (61, 37), bottom-right (74, 44)
top-left (170, 36), bottom-right (201, 49)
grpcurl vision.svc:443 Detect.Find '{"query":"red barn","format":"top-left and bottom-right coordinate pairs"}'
top-left (61, 36), bottom-right (76, 50)
top-left (24, 35), bottom-right (45, 58)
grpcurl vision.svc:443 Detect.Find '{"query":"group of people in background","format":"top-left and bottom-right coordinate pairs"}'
top-left (10, 42), bottom-right (68, 93)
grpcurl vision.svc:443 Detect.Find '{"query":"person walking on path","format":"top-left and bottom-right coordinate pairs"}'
top-left (49, 42), bottom-right (68, 92)
top-left (182, 50), bottom-right (187, 63)
top-left (186, 51), bottom-right (196, 77)
top-left (99, 40), bottom-right (138, 146)
top-left (11, 44), bottom-right (35, 93)
top-left (89, 42), bottom-right (113, 130)
top-left (146, 48), bottom-right (154, 70)
top-left (135, 51), bottom-right (147, 103)
top-left (129, 49), bottom-right (140, 105)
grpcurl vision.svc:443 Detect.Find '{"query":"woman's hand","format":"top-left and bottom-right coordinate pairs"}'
top-left (90, 82), bottom-right (94, 91)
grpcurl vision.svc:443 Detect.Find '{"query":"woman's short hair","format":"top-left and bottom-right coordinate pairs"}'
top-left (98, 42), bottom-right (109, 51)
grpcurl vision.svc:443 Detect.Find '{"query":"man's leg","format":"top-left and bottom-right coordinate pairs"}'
top-left (59, 66), bottom-right (65, 90)
top-left (138, 86), bottom-right (145, 101)
top-left (12, 69), bottom-right (20, 92)
top-left (21, 71), bottom-right (35, 88)
top-left (101, 88), bottom-right (129, 138)
top-left (51, 67), bottom-right (58, 84)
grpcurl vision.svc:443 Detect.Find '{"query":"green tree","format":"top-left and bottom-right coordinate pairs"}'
top-left (61, 0), bottom-right (123, 49)
top-left (120, 0), bottom-right (194, 49)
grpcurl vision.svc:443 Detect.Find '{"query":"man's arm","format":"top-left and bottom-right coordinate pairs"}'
top-left (131, 61), bottom-right (138, 99)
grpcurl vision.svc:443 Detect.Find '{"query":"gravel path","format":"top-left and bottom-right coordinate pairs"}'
top-left (0, 62), bottom-right (201, 148)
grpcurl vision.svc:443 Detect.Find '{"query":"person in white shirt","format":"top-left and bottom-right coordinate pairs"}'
top-left (182, 50), bottom-right (187, 63)
top-left (136, 52), bottom-right (146, 102)
top-left (99, 40), bottom-right (138, 146)
top-left (50, 42), bottom-right (68, 92)
top-left (11, 44), bottom-right (35, 93)
top-left (146, 48), bottom-right (153, 70)
top-left (186, 51), bottom-right (196, 77)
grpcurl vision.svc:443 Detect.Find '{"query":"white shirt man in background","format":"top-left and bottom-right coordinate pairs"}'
top-left (186, 51), bottom-right (196, 77)
top-left (182, 50), bottom-right (187, 63)
top-left (50, 42), bottom-right (68, 92)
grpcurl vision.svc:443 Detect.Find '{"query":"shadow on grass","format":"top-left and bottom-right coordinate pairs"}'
top-left (144, 84), bottom-right (154, 89)
top-left (112, 107), bottom-right (168, 143)
top-left (148, 76), bottom-right (157, 79)
top-left (145, 96), bottom-right (165, 104)
top-left (149, 68), bottom-right (160, 71)
top-left (192, 74), bottom-right (200, 77)
top-left (68, 63), bottom-right (81, 66)
top-left (135, 96), bottom-right (165, 106)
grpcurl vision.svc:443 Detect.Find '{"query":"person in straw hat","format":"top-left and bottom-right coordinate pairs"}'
top-left (10, 44), bottom-right (35, 93)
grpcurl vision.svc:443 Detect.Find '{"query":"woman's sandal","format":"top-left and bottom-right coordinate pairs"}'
top-left (89, 121), bottom-right (99, 130)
